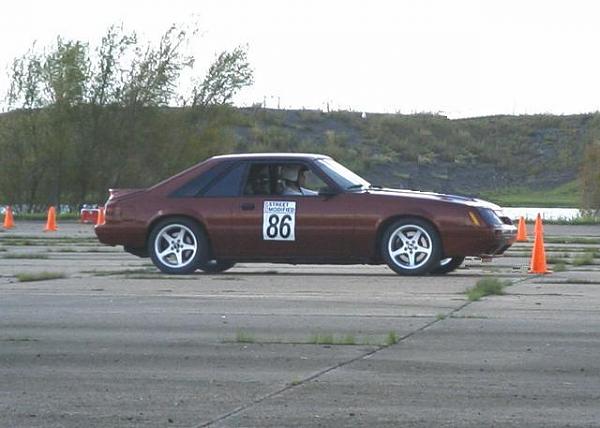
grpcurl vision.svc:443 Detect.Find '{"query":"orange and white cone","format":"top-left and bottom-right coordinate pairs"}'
top-left (3, 206), bottom-right (15, 229)
top-left (516, 216), bottom-right (528, 242)
top-left (529, 213), bottom-right (550, 274)
top-left (96, 207), bottom-right (105, 225)
top-left (44, 206), bottom-right (58, 232)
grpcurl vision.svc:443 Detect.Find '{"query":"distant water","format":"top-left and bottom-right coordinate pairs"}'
top-left (503, 207), bottom-right (581, 221)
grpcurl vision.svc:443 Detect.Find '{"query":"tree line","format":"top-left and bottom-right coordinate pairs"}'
top-left (0, 23), bottom-right (253, 211)
top-left (0, 24), bottom-right (598, 214)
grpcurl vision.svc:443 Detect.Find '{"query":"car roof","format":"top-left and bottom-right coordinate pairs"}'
top-left (210, 153), bottom-right (331, 162)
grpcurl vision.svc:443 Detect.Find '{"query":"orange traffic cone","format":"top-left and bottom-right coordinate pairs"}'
top-left (516, 216), bottom-right (528, 241)
top-left (529, 213), bottom-right (550, 274)
top-left (96, 207), bottom-right (105, 225)
top-left (44, 206), bottom-right (58, 232)
top-left (3, 206), bottom-right (15, 229)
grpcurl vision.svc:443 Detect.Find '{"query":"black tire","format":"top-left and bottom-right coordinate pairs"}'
top-left (198, 260), bottom-right (236, 273)
top-left (148, 217), bottom-right (208, 274)
top-left (124, 246), bottom-right (149, 258)
top-left (431, 256), bottom-right (465, 275)
top-left (381, 218), bottom-right (442, 276)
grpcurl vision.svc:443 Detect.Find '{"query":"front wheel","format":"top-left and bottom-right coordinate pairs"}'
top-left (148, 218), bottom-right (207, 274)
top-left (431, 256), bottom-right (465, 275)
top-left (381, 218), bottom-right (442, 276)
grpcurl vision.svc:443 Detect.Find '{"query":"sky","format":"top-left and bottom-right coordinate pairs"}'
top-left (1, 0), bottom-right (599, 118)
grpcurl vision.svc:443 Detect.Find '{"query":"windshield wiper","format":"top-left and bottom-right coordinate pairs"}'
top-left (346, 183), bottom-right (382, 191)
top-left (346, 184), bottom-right (366, 190)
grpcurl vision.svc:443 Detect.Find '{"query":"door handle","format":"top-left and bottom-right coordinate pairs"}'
top-left (241, 202), bottom-right (255, 211)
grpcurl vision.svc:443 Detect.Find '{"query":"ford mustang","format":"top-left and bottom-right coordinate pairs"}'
top-left (95, 153), bottom-right (517, 275)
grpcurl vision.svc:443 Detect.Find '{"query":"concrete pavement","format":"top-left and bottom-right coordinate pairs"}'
top-left (1, 221), bottom-right (599, 427)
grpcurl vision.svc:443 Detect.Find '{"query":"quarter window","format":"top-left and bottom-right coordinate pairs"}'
top-left (202, 162), bottom-right (246, 197)
top-left (170, 161), bottom-right (234, 197)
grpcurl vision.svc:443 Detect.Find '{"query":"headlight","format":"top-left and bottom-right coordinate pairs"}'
top-left (477, 208), bottom-right (504, 227)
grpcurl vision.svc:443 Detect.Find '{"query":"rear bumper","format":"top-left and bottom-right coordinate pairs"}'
top-left (95, 222), bottom-right (147, 248)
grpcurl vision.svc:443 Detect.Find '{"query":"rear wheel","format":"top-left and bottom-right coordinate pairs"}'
top-left (431, 256), bottom-right (465, 275)
top-left (148, 218), bottom-right (207, 274)
top-left (198, 260), bottom-right (236, 273)
top-left (381, 218), bottom-right (442, 276)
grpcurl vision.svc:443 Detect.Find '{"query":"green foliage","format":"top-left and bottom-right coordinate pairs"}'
top-left (16, 272), bottom-right (66, 282)
top-left (3, 253), bottom-right (49, 259)
top-left (1, 27), bottom-right (596, 210)
top-left (553, 262), bottom-right (567, 272)
top-left (572, 253), bottom-right (595, 266)
top-left (234, 330), bottom-right (255, 343)
top-left (580, 143), bottom-right (600, 215)
top-left (309, 333), bottom-right (335, 345)
top-left (466, 278), bottom-right (507, 301)
top-left (481, 180), bottom-right (581, 207)
top-left (385, 331), bottom-right (399, 346)
top-left (0, 23), bottom-right (253, 209)
top-left (542, 215), bottom-right (600, 225)
top-left (192, 46), bottom-right (254, 106)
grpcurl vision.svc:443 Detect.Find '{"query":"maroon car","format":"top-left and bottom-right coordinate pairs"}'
top-left (95, 153), bottom-right (517, 275)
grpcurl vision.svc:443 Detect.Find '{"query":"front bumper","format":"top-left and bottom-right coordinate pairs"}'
top-left (480, 224), bottom-right (517, 256)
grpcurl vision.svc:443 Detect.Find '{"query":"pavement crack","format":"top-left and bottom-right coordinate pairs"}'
top-left (195, 285), bottom-right (487, 427)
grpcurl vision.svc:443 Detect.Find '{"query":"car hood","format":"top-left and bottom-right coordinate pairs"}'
top-left (365, 187), bottom-right (503, 210)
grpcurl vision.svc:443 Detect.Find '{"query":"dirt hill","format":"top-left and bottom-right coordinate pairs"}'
top-left (233, 108), bottom-right (593, 203)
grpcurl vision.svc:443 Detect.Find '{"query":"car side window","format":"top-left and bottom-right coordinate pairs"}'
top-left (202, 162), bottom-right (246, 197)
top-left (301, 168), bottom-right (328, 194)
top-left (245, 162), bottom-right (327, 196)
top-left (244, 164), bottom-right (273, 196)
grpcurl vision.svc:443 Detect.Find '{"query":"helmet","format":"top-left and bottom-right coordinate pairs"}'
top-left (281, 166), bottom-right (299, 182)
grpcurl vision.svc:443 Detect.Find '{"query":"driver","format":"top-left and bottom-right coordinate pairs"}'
top-left (280, 166), bottom-right (317, 196)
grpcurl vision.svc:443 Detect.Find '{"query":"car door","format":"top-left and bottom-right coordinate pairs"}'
top-left (195, 161), bottom-right (247, 259)
top-left (234, 161), bottom-right (356, 261)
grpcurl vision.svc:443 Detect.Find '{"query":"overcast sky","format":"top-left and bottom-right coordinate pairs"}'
top-left (1, 0), bottom-right (599, 118)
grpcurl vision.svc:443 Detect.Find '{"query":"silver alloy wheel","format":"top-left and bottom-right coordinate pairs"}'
top-left (153, 223), bottom-right (198, 269)
top-left (387, 224), bottom-right (434, 270)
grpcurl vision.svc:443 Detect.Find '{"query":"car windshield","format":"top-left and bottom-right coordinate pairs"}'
top-left (316, 158), bottom-right (371, 190)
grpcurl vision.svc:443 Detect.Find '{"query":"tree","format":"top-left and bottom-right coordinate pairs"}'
top-left (1, 46), bottom-right (49, 210)
top-left (580, 143), bottom-right (600, 215)
top-left (191, 46), bottom-right (254, 107)
top-left (0, 22), bottom-right (254, 209)
top-left (42, 39), bottom-right (91, 206)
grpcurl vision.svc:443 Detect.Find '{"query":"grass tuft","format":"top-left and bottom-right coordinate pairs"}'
top-left (309, 333), bottom-right (335, 345)
top-left (340, 334), bottom-right (356, 345)
top-left (235, 330), bottom-right (255, 343)
top-left (307, 333), bottom-right (359, 345)
top-left (545, 237), bottom-right (600, 245)
top-left (466, 278), bottom-right (507, 301)
top-left (572, 254), bottom-right (595, 266)
top-left (385, 331), bottom-right (399, 346)
top-left (553, 263), bottom-right (567, 272)
top-left (3, 253), bottom-right (49, 259)
top-left (16, 272), bottom-right (66, 282)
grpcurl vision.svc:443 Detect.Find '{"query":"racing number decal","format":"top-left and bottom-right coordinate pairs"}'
top-left (263, 201), bottom-right (296, 241)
